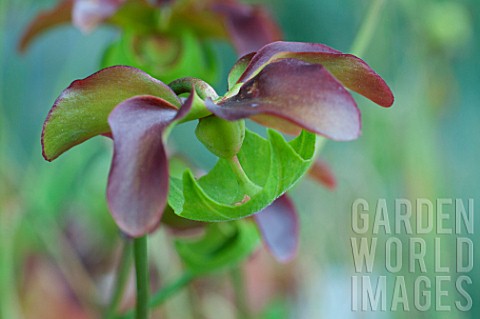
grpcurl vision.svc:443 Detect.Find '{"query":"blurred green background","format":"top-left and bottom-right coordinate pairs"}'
top-left (0, 0), bottom-right (479, 318)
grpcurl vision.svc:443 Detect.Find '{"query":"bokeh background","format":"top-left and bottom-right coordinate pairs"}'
top-left (1, 0), bottom-right (479, 318)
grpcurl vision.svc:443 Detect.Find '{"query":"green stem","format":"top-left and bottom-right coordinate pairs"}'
top-left (150, 271), bottom-right (195, 307)
top-left (134, 236), bottom-right (149, 319)
top-left (227, 156), bottom-right (262, 197)
top-left (231, 267), bottom-right (249, 319)
top-left (106, 239), bottom-right (133, 319)
top-left (350, 0), bottom-right (386, 56)
top-left (117, 272), bottom-right (196, 319)
top-left (0, 205), bottom-right (22, 319)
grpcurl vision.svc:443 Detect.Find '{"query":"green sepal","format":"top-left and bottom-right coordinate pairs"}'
top-left (168, 129), bottom-right (316, 221)
top-left (227, 52), bottom-right (255, 90)
top-left (175, 220), bottom-right (260, 274)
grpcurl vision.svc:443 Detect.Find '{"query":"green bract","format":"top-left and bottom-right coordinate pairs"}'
top-left (175, 220), bottom-right (260, 274)
top-left (168, 129), bottom-right (317, 221)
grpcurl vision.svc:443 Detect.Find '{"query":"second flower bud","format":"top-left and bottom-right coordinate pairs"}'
top-left (195, 116), bottom-right (245, 159)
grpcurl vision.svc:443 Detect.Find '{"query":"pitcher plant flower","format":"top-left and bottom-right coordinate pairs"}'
top-left (41, 41), bottom-right (393, 266)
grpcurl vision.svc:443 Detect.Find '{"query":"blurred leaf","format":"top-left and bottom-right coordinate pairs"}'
top-left (424, 1), bottom-right (472, 51)
top-left (214, 2), bottom-right (282, 55)
top-left (161, 206), bottom-right (204, 231)
top-left (42, 66), bottom-right (180, 161)
top-left (308, 158), bottom-right (336, 190)
top-left (168, 129), bottom-right (316, 221)
top-left (175, 220), bottom-right (259, 274)
top-left (18, 0), bottom-right (73, 52)
top-left (73, 0), bottom-right (126, 33)
top-left (102, 29), bottom-right (218, 84)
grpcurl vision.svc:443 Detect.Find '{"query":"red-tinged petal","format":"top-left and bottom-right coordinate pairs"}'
top-left (254, 195), bottom-right (299, 263)
top-left (214, 3), bottom-right (282, 56)
top-left (238, 41), bottom-right (340, 82)
top-left (19, 0), bottom-right (74, 52)
top-left (308, 158), bottom-right (337, 190)
top-left (277, 52), bottom-right (394, 107)
top-left (107, 94), bottom-right (192, 237)
top-left (208, 59), bottom-right (361, 141)
top-left (73, 0), bottom-right (126, 33)
top-left (237, 41), bottom-right (394, 107)
top-left (42, 65), bottom-right (180, 161)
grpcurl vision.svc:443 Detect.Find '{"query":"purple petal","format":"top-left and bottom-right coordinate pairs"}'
top-left (238, 41), bottom-right (340, 82)
top-left (237, 41), bottom-right (394, 107)
top-left (73, 0), bottom-right (125, 33)
top-left (208, 59), bottom-right (361, 141)
top-left (19, 0), bottom-right (74, 52)
top-left (254, 195), bottom-right (299, 263)
top-left (215, 3), bottom-right (282, 56)
top-left (107, 94), bottom-right (192, 237)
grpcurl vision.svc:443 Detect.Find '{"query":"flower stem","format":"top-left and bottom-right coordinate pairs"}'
top-left (227, 156), bottom-right (262, 198)
top-left (134, 236), bottom-right (149, 319)
top-left (117, 272), bottom-right (196, 319)
top-left (231, 266), bottom-right (249, 319)
top-left (105, 239), bottom-right (133, 319)
top-left (350, 0), bottom-right (386, 56)
top-left (149, 271), bottom-right (195, 307)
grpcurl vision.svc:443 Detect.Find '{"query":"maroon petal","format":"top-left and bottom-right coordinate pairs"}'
top-left (215, 3), bottom-right (282, 56)
top-left (208, 59), bottom-right (361, 141)
top-left (308, 158), bottom-right (337, 190)
top-left (238, 41), bottom-right (394, 107)
top-left (73, 0), bottom-right (126, 33)
top-left (107, 94), bottom-right (192, 237)
top-left (238, 41), bottom-right (340, 82)
top-left (254, 195), bottom-right (299, 263)
top-left (19, 0), bottom-right (74, 52)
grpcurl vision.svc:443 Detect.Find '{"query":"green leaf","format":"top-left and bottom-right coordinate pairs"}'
top-left (168, 129), bottom-right (316, 221)
top-left (175, 220), bottom-right (260, 274)
top-left (42, 66), bottom-right (180, 161)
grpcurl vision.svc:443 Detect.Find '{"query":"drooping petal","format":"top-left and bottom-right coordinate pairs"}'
top-left (207, 59), bottom-right (361, 141)
top-left (41, 66), bottom-right (180, 161)
top-left (308, 158), bottom-right (337, 190)
top-left (107, 94), bottom-right (192, 237)
top-left (237, 41), bottom-right (394, 107)
top-left (19, 0), bottom-right (74, 52)
top-left (73, 0), bottom-right (126, 33)
top-left (254, 195), bottom-right (299, 263)
top-left (238, 41), bottom-right (340, 82)
top-left (214, 3), bottom-right (282, 56)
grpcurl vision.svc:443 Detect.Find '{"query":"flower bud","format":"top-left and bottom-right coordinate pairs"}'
top-left (195, 115), bottom-right (245, 159)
